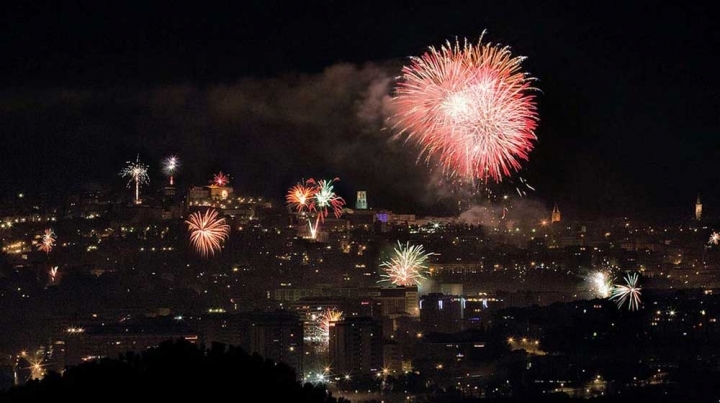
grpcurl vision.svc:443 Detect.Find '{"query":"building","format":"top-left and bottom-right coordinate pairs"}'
top-left (368, 286), bottom-right (419, 317)
top-left (551, 203), bottom-right (561, 223)
top-left (187, 184), bottom-right (233, 205)
top-left (696, 194), bottom-right (702, 221)
top-left (356, 191), bottom-right (368, 210)
top-left (195, 311), bottom-right (304, 378)
top-left (329, 316), bottom-right (383, 375)
top-left (419, 293), bottom-right (464, 334)
top-left (274, 285), bottom-right (418, 318)
top-left (62, 319), bottom-right (198, 367)
top-left (247, 311), bottom-right (304, 378)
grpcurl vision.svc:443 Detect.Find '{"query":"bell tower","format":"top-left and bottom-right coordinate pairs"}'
top-left (696, 194), bottom-right (702, 221)
top-left (551, 203), bottom-right (561, 223)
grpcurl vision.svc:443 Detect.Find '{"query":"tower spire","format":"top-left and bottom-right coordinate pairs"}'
top-left (551, 203), bottom-right (561, 223)
top-left (696, 194), bottom-right (702, 221)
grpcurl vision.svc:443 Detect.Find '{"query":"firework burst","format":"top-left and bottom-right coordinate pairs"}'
top-left (185, 209), bottom-right (231, 257)
top-left (317, 308), bottom-right (343, 342)
top-left (162, 155), bottom-right (180, 185)
top-left (589, 270), bottom-right (613, 298)
top-left (37, 229), bottom-right (56, 254)
top-left (379, 241), bottom-right (434, 287)
top-left (314, 178), bottom-right (345, 223)
top-left (609, 272), bottom-right (642, 311)
top-left (390, 32), bottom-right (539, 184)
top-left (286, 177), bottom-right (345, 240)
top-left (212, 172), bottom-right (230, 187)
top-left (709, 232), bottom-right (719, 245)
top-left (49, 266), bottom-right (58, 284)
top-left (120, 154), bottom-right (150, 204)
top-left (286, 178), bottom-right (317, 213)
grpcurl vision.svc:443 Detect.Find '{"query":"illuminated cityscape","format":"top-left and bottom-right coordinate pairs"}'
top-left (1, 2), bottom-right (719, 402)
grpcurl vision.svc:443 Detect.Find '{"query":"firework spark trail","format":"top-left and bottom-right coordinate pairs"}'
top-left (391, 32), bottom-right (539, 184)
top-left (379, 241), bottom-right (434, 287)
top-left (163, 155), bottom-right (179, 185)
top-left (609, 272), bottom-right (642, 311)
top-left (120, 154), bottom-right (150, 204)
top-left (49, 266), bottom-right (58, 284)
top-left (185, 209), bottom-right (231, 257)
top-left (37, 229), bottom-right (56, 254)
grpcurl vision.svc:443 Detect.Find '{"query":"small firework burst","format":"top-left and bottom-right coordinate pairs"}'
top-left (286, 179), bottom-right (317, 213)
top-left (379, 241), bottom-right (434, 287)
top-left (589, 270), bottom-right (613, 298)
top-left (37, 229), bottom-right (56, 254)
top-left (317, 308), bottom-right (343, 343)
top-left (185, 209), bottom-right (231, 257)
top-left (120, 154), bottom-right (150, 204)
top-left (609, 272), bottom-right (642, 311)
top-left (709, 232), bottom-right (719, 245)
top-left (286, 177), bottom-right (345, 240)
top-left (163, 155), bottom-right (180, 185)
top-left (314, 178), bottom-right (345, 222)
top-left (212, 172), bottom-right (230, 187)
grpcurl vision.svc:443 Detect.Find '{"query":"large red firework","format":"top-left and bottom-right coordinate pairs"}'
top-left (185, 209), bottom-right (231, 257)
top-left (391, 33), bottom-right (539, 183)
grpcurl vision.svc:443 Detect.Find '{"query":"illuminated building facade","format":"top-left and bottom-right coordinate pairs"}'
top-left (356, 191), bottom-right (367, 210)
top-left (552, 203), bottom-right (561, 223)
top-left (328, 316), bottom-right (383, 375)
top-left (373, 286), bottom-right (419, 317)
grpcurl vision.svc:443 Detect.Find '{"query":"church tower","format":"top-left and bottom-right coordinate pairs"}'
top-left (551, 203), bottom-right (561, 223)
top-left (356, 191), bottom-right (367, 210)
top-left (696, 194), bottom-right (702, 221)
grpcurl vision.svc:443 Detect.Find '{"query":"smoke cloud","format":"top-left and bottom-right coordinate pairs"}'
top-left (0, 61), bottom-right (540, 216)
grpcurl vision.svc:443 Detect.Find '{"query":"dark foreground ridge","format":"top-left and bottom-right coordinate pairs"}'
top-left (0, 338), bottom-right (348, 403)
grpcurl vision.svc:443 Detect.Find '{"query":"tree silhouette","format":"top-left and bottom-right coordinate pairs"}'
top-left (0, 339), bottom-right (349, 403)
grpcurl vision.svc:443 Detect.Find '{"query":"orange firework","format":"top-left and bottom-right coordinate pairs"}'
top-left (286, 178), bottom-right (317, 212)
top-left (37, 229), bottom-right (56, 254)
top-left (317, 308), bottom-right (343, 342)
top-left (286, 177), bottom-right (345, 239)
top-left (185, 209), bottom-right (231, 257)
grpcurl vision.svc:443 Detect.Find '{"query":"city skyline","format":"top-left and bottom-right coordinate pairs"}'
top-left (4, 4), bottom-right (720, 400)
top-left (1, 2), bottom-right (718, 219)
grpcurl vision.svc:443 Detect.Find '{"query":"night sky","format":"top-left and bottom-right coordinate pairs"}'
top-left (1, 1), bottom-right (718, 220)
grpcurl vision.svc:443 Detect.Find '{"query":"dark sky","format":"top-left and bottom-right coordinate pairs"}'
top-left (1, 1), bottom-right (718, 220)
